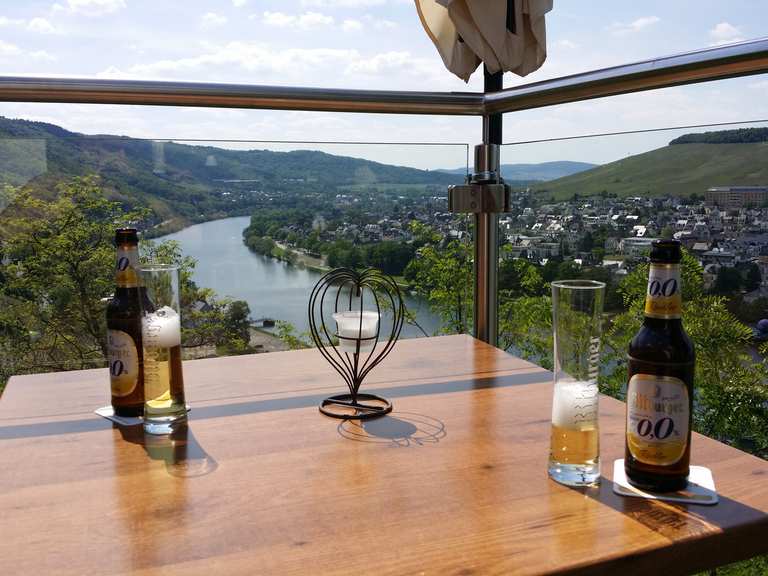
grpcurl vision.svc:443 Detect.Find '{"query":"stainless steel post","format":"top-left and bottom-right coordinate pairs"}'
top-left (474, 69), bottom-right (503, 346)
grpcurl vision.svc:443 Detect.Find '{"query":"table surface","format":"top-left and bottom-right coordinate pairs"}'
top-left (2, 334), bottom-right (768, 575)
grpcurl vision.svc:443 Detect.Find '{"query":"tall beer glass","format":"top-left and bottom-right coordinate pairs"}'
top-left (140, 264), bottom-right (187, 435)
top-left (548, 280), bottom-right (605, 486)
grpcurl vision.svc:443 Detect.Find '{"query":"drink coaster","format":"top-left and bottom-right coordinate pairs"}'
top-left (613, 459), bottom-right (718, 506)
top-left (95, 405), bottom-right (191, 427)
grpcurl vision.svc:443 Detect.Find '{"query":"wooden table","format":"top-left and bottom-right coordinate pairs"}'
top-left (2, 335), bottom-right (768, 575)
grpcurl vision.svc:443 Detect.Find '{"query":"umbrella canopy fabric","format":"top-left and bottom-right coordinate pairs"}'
top-left (416, 0), bottom-right (553, 82)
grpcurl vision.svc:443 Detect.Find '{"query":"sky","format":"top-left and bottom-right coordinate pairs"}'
top-left (0, 0), bottom-right (767, 170)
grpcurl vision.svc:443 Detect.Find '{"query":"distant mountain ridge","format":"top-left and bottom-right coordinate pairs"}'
top-left (438, 161), bottom-right (597, 182)
top-left (0, 116), bottom-right (460, 234)
top-left (538, 128), bottom-right (768, 200)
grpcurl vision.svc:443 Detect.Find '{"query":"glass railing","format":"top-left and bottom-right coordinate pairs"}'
top-left (0, 130), bottom-right (470, 389)
top-left (497, 119), bottom-right (768, 466)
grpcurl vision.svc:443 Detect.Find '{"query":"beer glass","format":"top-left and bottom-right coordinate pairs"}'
top-left (548, 280), bottom-right (605, 486)
top-left (140, 264), bottom-right (187, 435)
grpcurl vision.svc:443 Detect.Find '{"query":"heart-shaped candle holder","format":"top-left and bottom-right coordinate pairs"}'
top-left (308, 268), bottom-right (405, 419)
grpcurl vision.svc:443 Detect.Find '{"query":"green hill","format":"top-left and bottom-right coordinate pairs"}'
top-left (0, 116), bottom-right (459, 234)
top-left (537, 140), bottom-right (768, 200)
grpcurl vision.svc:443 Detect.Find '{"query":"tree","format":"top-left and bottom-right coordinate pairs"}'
top-left (224, 300), bottom-right (252, 352)
top-left (499, 257), bottom-right (544, 297)
top-left (746, 263), bottom-right (762, 292)
top-left (0, 176), bottom-right (250, 387)
top-left (713, 266), bottom-right (742, 295)
top-left (405, 239), bottom-right (472, 335)
top-left (1, 177), bottom-right (148, 381)
top-left (602, 252), bottom-right (768, 456)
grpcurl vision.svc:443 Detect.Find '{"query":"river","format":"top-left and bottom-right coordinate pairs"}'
top-left (159, 216), bottom-right (443, 338)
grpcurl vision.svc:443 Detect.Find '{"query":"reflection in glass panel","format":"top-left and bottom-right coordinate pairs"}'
top-left (0, 116), bottom-right (470, 390)
top-left (498, 120), bottom-right (768, 461)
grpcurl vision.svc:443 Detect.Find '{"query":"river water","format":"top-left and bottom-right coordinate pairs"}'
top-left (160, 216), bottom-right (442, 338)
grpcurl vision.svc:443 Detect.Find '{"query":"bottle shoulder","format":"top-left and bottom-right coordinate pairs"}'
top-left (629, 319), bottom-right (695, 364)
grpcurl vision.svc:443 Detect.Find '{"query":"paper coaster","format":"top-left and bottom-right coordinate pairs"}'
top-left (94, 405), bottom-right (191, 427)
top-left (613, 459), bottom-right (718, 506)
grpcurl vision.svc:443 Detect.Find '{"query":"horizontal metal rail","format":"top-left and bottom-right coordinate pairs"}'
top-left (0, 38), bottom-right (766, 116)
top-left (485, 37), bottom-right (768, 114)
top-left (0, 77), bottom-right (483, 116)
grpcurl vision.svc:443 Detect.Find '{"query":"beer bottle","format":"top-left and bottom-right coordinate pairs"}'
top-left (625, 239), bottom-right (695, 492)
top-left (106, 228), bottom-right (145, 416)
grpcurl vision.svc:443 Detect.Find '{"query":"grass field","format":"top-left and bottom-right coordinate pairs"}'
top-left (536, 142), bottom-right (768, 200)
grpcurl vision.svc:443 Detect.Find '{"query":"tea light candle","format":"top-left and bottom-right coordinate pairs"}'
top-left (333, 310), bottom-right (380, 354)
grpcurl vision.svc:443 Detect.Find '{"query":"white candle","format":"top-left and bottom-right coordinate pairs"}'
top-left (333, 310), bottom-right (380, 354)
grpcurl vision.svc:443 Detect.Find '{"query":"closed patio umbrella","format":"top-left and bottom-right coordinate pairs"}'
top-left (415, 0), bottom-right (553, 81)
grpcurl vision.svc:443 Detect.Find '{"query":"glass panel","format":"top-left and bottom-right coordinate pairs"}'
top-left (0, 124), bottom-right (468, 392)
top-left (499, 119), bottom-right (768, 459)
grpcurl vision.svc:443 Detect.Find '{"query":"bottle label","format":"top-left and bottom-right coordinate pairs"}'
top-left (626, 374), bottom-right (689, 466)
top-left (116, 245), bottom-right (139, 288)
top-left (644, 263), bottom-right (681, 319)
top-left (108, 329), bottom-right (139, 397)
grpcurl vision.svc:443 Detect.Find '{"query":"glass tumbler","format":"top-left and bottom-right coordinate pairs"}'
top-left (140, 264), bottom-right (187, 435)
top-left (548, 280), bottom-right (605, 486)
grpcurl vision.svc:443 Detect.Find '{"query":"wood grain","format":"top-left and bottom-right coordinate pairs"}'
top-left (1, 334), bottom-right (767, 575)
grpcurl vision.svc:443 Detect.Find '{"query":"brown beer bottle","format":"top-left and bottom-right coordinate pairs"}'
top-left (106, 228), bottom-right (145, 416)
top-left (625, 239), bottom-right (695, 492)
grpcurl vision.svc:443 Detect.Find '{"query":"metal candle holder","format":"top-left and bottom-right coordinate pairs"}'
top-left (308, 268), bottom-right (405, 420)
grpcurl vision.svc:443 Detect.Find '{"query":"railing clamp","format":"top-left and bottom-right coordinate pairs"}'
top-left (448, 144), bottom-right (510, 214)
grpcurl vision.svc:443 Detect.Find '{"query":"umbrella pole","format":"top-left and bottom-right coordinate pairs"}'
top-left (473, 67), bottom-right (503, 346)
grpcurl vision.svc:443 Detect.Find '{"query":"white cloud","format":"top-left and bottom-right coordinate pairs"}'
top-left (709, 22), bottom-right (744, 46)
top-left (30, 50), bottom-right (57, 61)
top-left (260, 12), bottom-right (293, 27)
top-left (363, 14), bottom-right (396, 29)
top-left (344, 50), bottom-right (440, 79)
top-left (0, 40), bottom-right (21, 57)
top-left (301, 0), bottom-right (386, 7)
top-left (109, 43), bottom-right (359, 78)
top-left (201, 12), bottom-right (227, 28)
top-left (607, 16), bottom-right (660, 36)
top-left (555, 39), bottom-right (579, 50)
top-left (28, 17), bottom-right (56, 34)
top-left (342, 19), bottom-right (362, 32)
top-left (0, 16), bottom-right (25, 27)
top-left (232, 0), bottom-right (248, 6)
top-left (262, 11), bottom-right (334, 30)
top-left (61, 0), bottom-right (127, 17)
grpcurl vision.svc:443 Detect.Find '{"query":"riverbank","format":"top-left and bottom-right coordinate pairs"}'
top-left (159, 216), bottom-right (444, 338)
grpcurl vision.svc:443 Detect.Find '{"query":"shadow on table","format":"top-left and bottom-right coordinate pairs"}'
top-left (336, 412), bottom-right (447, 446)
top-left (0, 370), bottom-right (545, 441)
top-left (564, 474), bottom-right (768, 542)
top-left (117, 422), bottom-right (218, 477)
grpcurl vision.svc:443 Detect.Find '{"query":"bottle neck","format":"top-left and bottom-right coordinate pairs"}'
top-left (643, 262), bottom-right (682, 320)
top-left (115, 243), bottom-right (139, 288)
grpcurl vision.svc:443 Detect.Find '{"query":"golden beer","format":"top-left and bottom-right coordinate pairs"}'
top-left (550, 424), bottom-right (599, 465)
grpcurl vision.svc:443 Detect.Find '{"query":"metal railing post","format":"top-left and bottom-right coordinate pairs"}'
top-left (474, 68), bottom-right (503, 346)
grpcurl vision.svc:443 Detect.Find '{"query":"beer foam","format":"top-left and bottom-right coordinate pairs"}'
top-left (143, 306), bottom-right (181, 348)
top-left (552, 380), bottom-right (599, 430)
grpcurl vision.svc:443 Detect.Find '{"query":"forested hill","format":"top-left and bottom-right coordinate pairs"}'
top-left (537, 128), bottom-right (768, 200)
top-left (0, 116), bottom-right (459, 234)
top-left (670, 127), bottom-right (768, 145)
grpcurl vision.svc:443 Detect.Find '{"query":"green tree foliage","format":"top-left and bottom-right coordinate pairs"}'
top-left (602, 253), bottom-right (768, 456)
top-left (408, 228), bottom-right (768, 458)
top-left (746, 263), bottom-right (762, 292)
top-left (0, 176), bottom-right (252, 388)
top-left (670, 127), bottom-right (768, 145)
top-left (713, 266), bottom-right (743, 295)
top-left (405, 239), bottom-right (472, 335)
top-left (274, 320), bottom-right (311, 350)
top-left (0, 177), bottom-right (147, 380)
